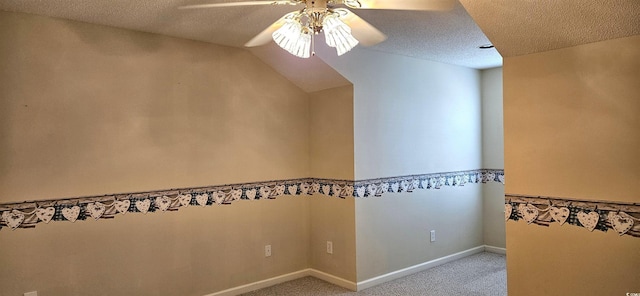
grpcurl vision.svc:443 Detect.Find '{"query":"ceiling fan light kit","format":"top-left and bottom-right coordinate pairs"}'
top-left (272, 13), bottom-right (313, 58)
top-left (272, 8), bottom-right (359, 58)
top-left (179, 0), bottom-right (454, 58)
top-left (323, 11), bottom-right (359, 56)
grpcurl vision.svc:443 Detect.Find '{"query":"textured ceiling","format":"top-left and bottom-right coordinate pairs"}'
top-left (459, 0), bottom-right (640, 57)
top-left (1, 0), bottom-right (636, 92)
top-left (0, 0), bottom-right (501, 92)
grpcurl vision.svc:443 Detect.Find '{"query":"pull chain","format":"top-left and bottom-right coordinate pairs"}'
top-left (311, 0), bottom-right (316, 56)
top-left (312, 31), bottom-right (315, 56)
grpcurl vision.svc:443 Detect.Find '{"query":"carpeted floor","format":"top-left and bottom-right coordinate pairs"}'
top-left (241, 252), bottom-right (506, 296)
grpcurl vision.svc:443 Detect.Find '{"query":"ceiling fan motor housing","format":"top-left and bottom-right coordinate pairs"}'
top-left (306, 0), bottom-right (328, 12)
top-left (302, 0), bottom-right (330, 34)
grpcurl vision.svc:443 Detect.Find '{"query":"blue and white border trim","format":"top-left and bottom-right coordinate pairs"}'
top-left (0, 169), bottom-right (503, 231)
top-left (506, 194), bottom-right (640, 238)
top-left (353, 169), bottom-right (504, 197)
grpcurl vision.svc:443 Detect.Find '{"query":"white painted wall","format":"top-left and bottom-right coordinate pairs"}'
top-left (481, 67), bottom-right (506, 248)
top-left (319, 48), bottom-right (482, 179)
top-left (318, 48), bottom-right (484, 281)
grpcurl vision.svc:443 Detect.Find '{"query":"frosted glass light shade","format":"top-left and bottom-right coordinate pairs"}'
top-left (323, 15), bottom-right (359, 56)
top-left (272, 19), bottom-right (311, 58)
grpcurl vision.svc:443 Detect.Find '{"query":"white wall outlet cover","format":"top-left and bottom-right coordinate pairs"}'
top-left (430, 230), bottom-right (436, 242)
top-left (326, 241), bottom-right (333, 254)
top-left (265, 245), bottom-right (272, 257)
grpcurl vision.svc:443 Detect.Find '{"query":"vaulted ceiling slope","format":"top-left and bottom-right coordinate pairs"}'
top-left (0, 0), bottom-right (502, 92)
top-left (1, 1), bottom-right (636, 92)
top-left (459, 0), bottom-right (640, 57)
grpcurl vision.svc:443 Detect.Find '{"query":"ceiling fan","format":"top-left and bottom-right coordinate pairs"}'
top-left (179, 0), bottom-right (455, 58)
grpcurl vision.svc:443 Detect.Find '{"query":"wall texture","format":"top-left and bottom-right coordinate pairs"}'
top-left (481, 67), bottom-right (505, 249)
top-left (317, 48), bottom-right (485, 282)
top-left (0, 11), bottom-right (310, 296)
top-left (0, 9), bottom-right (510, 296)
top-left (308, 86), bottom-right (357, 282)
top-left (317, 49), bottom-right (483, 180)
top-left (504, 35), bottom-right (640, 295)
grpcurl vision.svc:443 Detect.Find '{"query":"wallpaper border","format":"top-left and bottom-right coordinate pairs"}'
top-left (0, 169), bottom-right (504, 231)
top-left (505, 194), bottom-right (640, 238)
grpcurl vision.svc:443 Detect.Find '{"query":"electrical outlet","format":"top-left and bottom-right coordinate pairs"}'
top-left (326, 241), bottom-right (333, 254)
top-left (430, 230), bottom-right (436, 242)
top-left (265, 245), bottom-right (272, 257)
top-left (24, 292), bottom-right (38, 296)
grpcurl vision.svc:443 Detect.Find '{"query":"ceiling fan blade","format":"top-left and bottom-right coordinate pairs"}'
top-left (341, 0), bottom-right (455, 11)
top-left (244, 12), bottom-right (296, 47)
top-left (336, 9), bottom-right (386, 47)
top-left (179, 1), bottom-right (296, 9)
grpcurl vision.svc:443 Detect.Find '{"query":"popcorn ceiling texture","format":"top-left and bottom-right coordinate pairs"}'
top-left (0, 0), bottom-right (500, 92)
top-left (340, 3), bottom-right (501, 69)
top-left (459, 0), bottom-right (640, 57)
top-left (1, 0), bottom-right (636, 89)
top-left (0, 1), bottom-right (500, 67)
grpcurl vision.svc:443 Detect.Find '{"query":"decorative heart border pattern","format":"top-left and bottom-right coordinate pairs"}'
top-left (0, 169), bottom-right (503, 231)
top-left (506, 194), bottom-right (640, 238)
top-left (353, 169), bottom-right (504, 197)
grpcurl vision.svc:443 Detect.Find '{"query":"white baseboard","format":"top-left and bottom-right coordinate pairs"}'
top-left (484, 245), bottom-right (506, 255)
top-left (202, 268), bottom-right (356, 296)
top-left (308, 269), bottom-right (357, 291)
top-left (356, 245), bottom-right (486, 291)
top-left (203, 269), bottom-right (310, 296)
top-left (204, 245), bottom-right (505, 295)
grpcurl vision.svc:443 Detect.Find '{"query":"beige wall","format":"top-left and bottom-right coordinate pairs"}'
top-left (504, 35), bottom-right (640, 295)
top-left (0, 9), bottom-right (511, 296)
top-left (481, 67), bottom-right (505, 249)
top-left (308, 86), bottom-right (357, 282)
top-left (0, 11), bottom-right (310, 295)
top-left (0, 197), bottom-right (310, 296)
top-left (309, 86), bottom-right (355, 181)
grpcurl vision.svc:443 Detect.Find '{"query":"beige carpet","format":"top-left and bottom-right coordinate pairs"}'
top-left (242, 252), bottom-right (507, 296)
